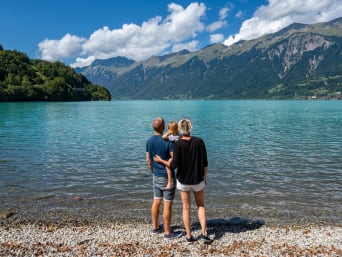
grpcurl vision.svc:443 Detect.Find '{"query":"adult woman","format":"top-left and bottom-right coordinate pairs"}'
top-left (154, 118), bottom-right (212, 243)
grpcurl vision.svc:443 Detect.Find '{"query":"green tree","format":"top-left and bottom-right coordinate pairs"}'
top-left (0, 48), bottom-right (111, 101)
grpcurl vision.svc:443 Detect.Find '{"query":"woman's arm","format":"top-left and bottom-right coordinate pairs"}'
top-left (153, 154), bottom-right (172, 168)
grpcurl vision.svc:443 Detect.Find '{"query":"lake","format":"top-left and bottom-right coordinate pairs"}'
top-left (0, 100), bottom-right (341, 225)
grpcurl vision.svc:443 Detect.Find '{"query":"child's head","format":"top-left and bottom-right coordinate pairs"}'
top-left (167, 120), bottom-right (178, 135)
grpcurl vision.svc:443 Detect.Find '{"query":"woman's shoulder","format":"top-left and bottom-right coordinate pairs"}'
top-left (190, 135), bottom-right (201, 140)
top-left (191, 136), bottom-right (205, 143)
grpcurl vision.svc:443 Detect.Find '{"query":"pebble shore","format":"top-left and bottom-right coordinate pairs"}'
top-left (1, 220), bottom-right (341, 257)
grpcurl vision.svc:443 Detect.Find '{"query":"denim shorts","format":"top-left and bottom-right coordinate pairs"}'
top-left (176, 180), bottom-right (205, 192)
top-left (153, 176), bottom-right (176, 202)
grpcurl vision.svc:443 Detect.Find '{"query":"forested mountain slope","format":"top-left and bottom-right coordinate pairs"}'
top-left (0, 48), bottom-right (111, 101)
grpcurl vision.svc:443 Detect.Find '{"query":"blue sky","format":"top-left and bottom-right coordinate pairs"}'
top-left (1, 0), bottom-right (341, 68)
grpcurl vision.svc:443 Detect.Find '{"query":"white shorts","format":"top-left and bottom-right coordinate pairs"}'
top-left (176, 180), bottom-right (205, 192)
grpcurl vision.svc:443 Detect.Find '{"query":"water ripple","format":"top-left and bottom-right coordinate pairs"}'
top-left (0, 101), bottom-right (341, 223)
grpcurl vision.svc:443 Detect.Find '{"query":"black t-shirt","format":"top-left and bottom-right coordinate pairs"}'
top-left (170, 136), bottom-right (208, 185)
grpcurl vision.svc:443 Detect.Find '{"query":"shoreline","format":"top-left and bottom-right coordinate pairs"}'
top-left (1, 220), bottom-right (341, 256)
top-left (1, 202), bottom-right (340, 227)
top-left (1, 201), bottom-right (341, 256)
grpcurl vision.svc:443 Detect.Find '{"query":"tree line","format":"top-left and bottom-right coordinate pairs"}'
top-left (0, 45), bottom-right (111, 101)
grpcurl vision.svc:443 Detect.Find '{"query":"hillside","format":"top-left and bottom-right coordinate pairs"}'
top-left (0, 48), bottom-right (111, 101)
top-left (79, 17), bottom-right (342, 100)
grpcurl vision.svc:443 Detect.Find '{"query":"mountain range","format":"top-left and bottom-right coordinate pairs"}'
top-left (77, 17), bottom-right (342, 100)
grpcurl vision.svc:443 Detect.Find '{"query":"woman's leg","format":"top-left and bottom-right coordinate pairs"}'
top-left (180, 190), bottom-right (192, 238)
top-left (194, 189), bottom-right (208, 236)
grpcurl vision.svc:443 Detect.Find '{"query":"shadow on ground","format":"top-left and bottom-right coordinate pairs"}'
top-left (192, 217), bottom-right (265, 240)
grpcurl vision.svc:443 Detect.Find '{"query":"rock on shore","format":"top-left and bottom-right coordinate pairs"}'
top-left (0, 221), bottom-right (341, 256)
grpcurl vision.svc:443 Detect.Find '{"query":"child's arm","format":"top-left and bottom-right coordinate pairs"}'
top-left (162, 130), bottom-right (172, 140)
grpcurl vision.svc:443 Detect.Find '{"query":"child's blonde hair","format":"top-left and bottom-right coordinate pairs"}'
top-left (167, 120), bottom-right (178, 135)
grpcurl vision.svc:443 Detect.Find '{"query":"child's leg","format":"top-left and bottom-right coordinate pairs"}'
top-left (165, 167), bottom-right (173, 189)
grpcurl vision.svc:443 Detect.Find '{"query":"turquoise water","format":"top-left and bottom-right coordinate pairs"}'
top-left (0, 101), bottom-right (341, 224)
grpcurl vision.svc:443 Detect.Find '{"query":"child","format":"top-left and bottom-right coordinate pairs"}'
top-left (162, 120), bottom-right (180, 189)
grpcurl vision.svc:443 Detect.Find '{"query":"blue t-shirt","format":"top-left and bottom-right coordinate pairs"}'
top-left (146, 135), bottom-right (173, 177)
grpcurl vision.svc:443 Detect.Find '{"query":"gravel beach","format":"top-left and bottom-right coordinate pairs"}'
top-left (1, 219), bottom-right (341, 256)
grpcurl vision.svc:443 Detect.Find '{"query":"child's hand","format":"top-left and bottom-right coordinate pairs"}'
top-left (166, 130), bottom-right (172, 135)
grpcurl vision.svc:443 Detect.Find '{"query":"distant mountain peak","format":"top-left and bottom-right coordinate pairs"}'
top-left (92, 56), bottom-right (135, 67)
top-left (274, 23), bottom-right (307, 36)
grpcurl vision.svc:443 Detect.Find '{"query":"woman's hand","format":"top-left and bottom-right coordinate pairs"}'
top-left (153, 154), bottom-right (162, 163)
top-left (154, 154), bottom-right (171, 168)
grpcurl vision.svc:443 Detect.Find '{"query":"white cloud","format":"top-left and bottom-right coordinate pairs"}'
top-left (38, 33), bottom-right (85, 61)
top-left (171, 40), bottom-right (199, 52)
top-left (219, 7), bottom-right (229, 20)
top-left (210, 34), bottom-right (224, 44)
top-left (235, 10), bottom-right (243, 19)
top-left (38, 2), bottom-right (206, 67)
top-left (207, 21), bottom-right (227, 32)
top-left (224, 0), bottom-right (342, 46)
top-left (70, 56), bottom-right (96, 69)
top-left (165, 2), bottom-right (206, 41)
top-left (207, 6), bottom-right (230, 32)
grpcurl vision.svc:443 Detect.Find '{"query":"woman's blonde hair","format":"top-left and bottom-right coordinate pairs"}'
top-left (167, 120), bottom-right (178, 135)
top-left (178, 118), bottom-right (192, 135)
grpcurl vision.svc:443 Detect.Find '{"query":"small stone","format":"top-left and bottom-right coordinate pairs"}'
top-left (0, 211), bottom-right (15, 219)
